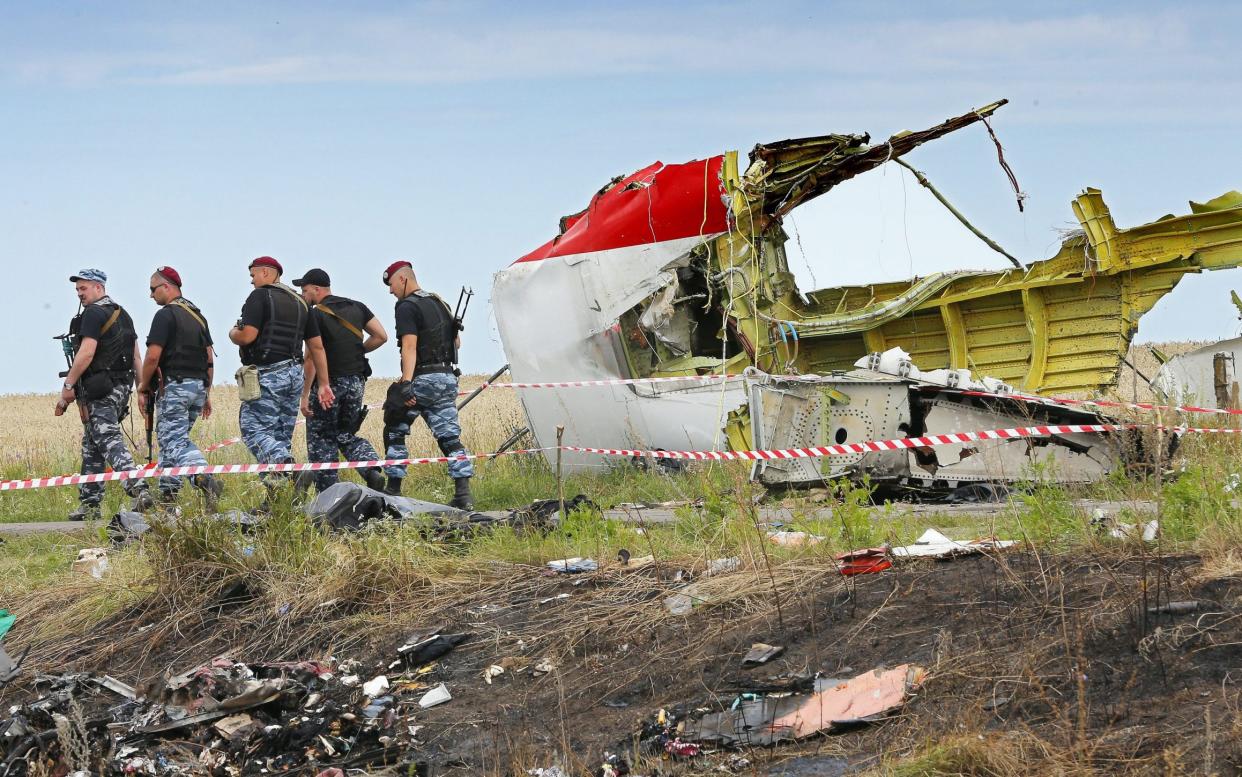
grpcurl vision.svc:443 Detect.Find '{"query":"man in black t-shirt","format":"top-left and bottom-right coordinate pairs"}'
top-left (379, 261), bottom-right (474, 509)
top-left (137, 266), bottom-right (223, 507)
top-left (54, 268), bottom-right (153, 520)
top-left (293, 268), bottom-right (389, 492)
top-left (227, 256), bottom-right (335, 494)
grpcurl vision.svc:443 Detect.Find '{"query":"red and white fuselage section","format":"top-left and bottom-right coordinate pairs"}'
top-left (492, 156), bottom-right (745, 468)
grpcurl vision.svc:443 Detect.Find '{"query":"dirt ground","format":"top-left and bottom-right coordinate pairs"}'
top-left (3, 545), bottom-right (1240, 776)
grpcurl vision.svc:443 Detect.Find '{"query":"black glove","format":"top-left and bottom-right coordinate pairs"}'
top-left (400, 380), bottom-right (418, 402)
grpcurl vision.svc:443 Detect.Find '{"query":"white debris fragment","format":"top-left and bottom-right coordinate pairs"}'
top-left (362, 675), bottom-right (389, 698)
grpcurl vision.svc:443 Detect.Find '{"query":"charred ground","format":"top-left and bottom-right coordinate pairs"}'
top-left (4, 528), bottom-right (1241, 776)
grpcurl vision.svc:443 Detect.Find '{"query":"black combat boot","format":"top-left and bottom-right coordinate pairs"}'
top-left (363, 468), bottom-right (387, 493)
top-left (384, 476), bottom-right (403, 496)
top-left (193, 474), bottom-right (224, 512)
top-left (68, 503), bottom-right (102, 522)
top-left (130, 487), bottom-right (155, 512)
top-left (450, 477), bottom-right (474, 511)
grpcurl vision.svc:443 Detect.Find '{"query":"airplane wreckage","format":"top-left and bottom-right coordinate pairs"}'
top-left (492, 100), bottom-right (1242, 490)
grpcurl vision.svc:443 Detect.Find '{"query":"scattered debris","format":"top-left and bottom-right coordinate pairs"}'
top-left (742, 643), bottom-right (785, 666)
top-left (890, 528), bottom-right (1016, 559)
top-left (684, 664), bottom-right (926, 746)
top-left (484, 665), bottom-right (505, 684)
top-left (72, 547), bottom-right (110, 578)
top-left (0, 656), bottom-right (430, 773)
top-left (418, 683), bottom-right (452, 708)
top-left (546, 557), bottom-right (599, 573)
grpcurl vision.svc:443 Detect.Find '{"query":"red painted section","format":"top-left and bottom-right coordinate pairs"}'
top-left (516, 156), bottom-right (729, 263)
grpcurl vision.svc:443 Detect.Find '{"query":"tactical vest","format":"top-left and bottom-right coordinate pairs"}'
top-left (315, 297), bottom-right (369, 377)
top-left (75, 298), bottom-right (136, 378)
top-left (398, 291), bottom-right (456, 374)
top-left (241, 283), bottom-right (308, 366)
top-left (160, 298), bottom-right (211, 382)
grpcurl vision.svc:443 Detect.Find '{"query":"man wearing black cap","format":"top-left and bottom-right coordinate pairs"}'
top-left (380, 261), bottom-right (474, 508)
top-left (228, 257), bottom-right (334, 497)
top-left (138, 266), bottom-right (223, 508)
top-left (293, 268), bottom-right (389, 492)
top-left (55, 269), bottom-right (154, 520)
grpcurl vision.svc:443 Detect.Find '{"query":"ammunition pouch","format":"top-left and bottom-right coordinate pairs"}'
top-left (236, 365), bottom-right (261, 402)
top-left (79, 372), bottom-right (120, 402)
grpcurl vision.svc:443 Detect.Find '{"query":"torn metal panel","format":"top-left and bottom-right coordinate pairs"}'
top-left (743, 348), bottom-right (1118, 490)
top-left (1153, 337), bottom-right (1242, 410)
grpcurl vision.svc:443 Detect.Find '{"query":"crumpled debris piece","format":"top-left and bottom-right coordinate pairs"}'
top-left (546, 557), bottom-right (599, 573)
top-left (836, 547), bottom-right (892, 576)
top-left (685, 664), bottom-right (926, 745)
top-left (768, 531), bottom-right (825, 547)
top-left (890, 529), bottom-right (1015, 558)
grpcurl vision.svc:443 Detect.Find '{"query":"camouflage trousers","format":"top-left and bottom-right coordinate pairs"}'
top-left (156, 378), bottom-right (209, 494)
top-left (79, 381), bottom-right (148, 506)
top-left (239, 359), bottom-right (302, 464)
top-left (306, 374), bottom-right (380, 492)
top-left (383, 372), bottom-right (474, 481)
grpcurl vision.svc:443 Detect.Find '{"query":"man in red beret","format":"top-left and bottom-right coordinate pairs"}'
top-left (228, 257), bottom-right (335, 502)
top-left (138, 266), bottom-right (223, 509)
top-left (379, 261), bottom-right (474, 508)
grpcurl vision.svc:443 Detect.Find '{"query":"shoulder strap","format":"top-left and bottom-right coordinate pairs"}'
top-left (168, 298), bottom-right (208, 331)
top-left (99, 306), bottom-right (123, 335)
top-left (315, 303), bottom-right (364, 339)
top-left (270, 282), bottom-right (309, 310)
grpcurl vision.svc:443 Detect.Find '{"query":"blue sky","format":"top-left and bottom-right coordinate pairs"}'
top-left (3, 1), bottom-right (1240, 394)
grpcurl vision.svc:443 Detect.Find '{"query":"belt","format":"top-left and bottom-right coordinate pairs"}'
top-left (256, 358), bottom-right (298, 372)
top-left (414, 363), bottom-right (454, 376)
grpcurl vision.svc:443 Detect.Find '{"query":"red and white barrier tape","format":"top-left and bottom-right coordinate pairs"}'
top-left (3, 422), bottom-right (1141, 493)
top-left (957, 389), bottom-right (1242, 418)
top-left (0, 448), bottom-right (551, 492)
top-left (461, 374), bottom-right (748, 393)
top-left (564, 423), bottom-right (1134, 462)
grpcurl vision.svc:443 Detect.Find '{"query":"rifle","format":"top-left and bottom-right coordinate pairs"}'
top-left (143, 369), bottom-right (160, 464)
top-left (53, 326), bottom-right (86, 421)
top-left (450, 287), bottom-right (473, 369)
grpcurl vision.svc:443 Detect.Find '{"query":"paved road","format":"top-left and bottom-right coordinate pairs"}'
top-left (0, 499), bottom-right (1156, 536)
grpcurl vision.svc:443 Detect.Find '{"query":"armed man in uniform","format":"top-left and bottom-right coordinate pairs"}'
top-left (228, 257), bottom-right (334, 497)
top-left (55, 269), bottom-right (154, 520)
top-left (137, 266), bottom-right (223, 507)
top-left (380, 261), bottom-right (474, 509)
top-left (293, 268), bottom-right (389, 493)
